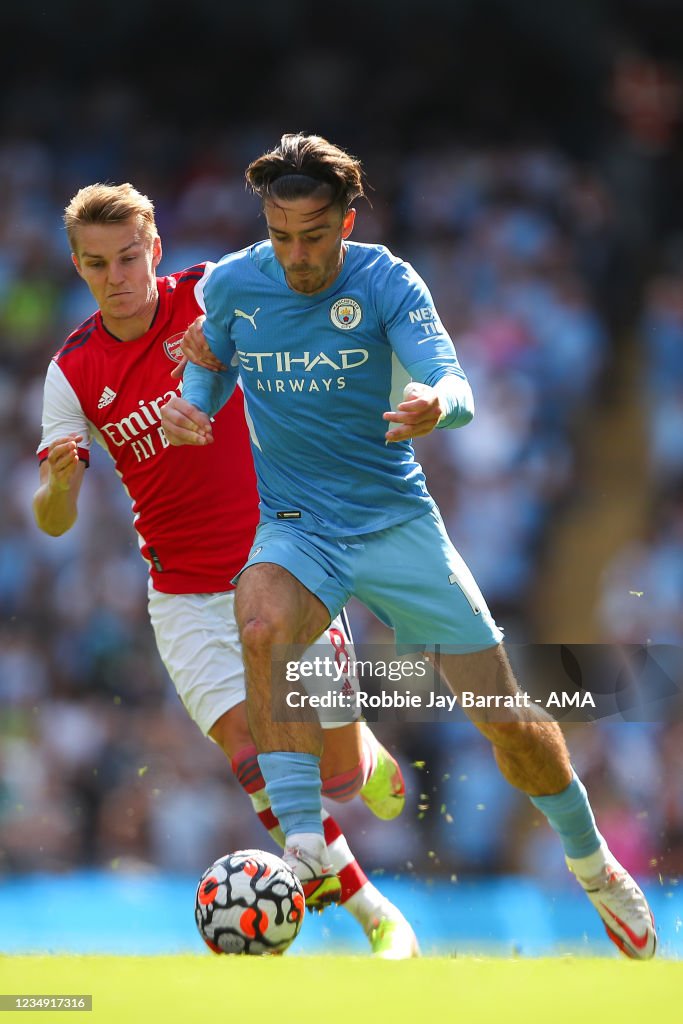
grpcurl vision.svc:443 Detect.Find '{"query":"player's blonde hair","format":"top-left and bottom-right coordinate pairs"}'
top-left (64, 183), bottom-right (157, 252)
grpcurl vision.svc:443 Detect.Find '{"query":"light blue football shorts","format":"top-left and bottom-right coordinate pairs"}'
top-left (234, 506), bottom-right (503, 654)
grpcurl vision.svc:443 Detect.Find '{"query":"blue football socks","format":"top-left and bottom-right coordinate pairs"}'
top-left (258, 751), bottom-right (323, 837)
top-left (530, 771), bottom-right (603, 859)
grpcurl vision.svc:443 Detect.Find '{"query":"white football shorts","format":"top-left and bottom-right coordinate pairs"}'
top-left (147, 582), bottom-right (360, 736)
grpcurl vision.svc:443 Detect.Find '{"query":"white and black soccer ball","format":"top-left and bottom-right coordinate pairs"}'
top-left (195, 849), bottom-right (305, 955)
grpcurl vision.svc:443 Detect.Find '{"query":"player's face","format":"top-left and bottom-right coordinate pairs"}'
top-left (265, 197), bottom-right (356, 295)
top-left (71, 218), bottom-right (162, 338)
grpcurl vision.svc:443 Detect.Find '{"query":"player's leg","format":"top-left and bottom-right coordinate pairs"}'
top-left (436, 645), bottom-right (573, 794)
top-left (233, 527), bottom-right (353, 898)
top-left (234, 559), bottom-right (339, 901)
top-left (320, 723), bottom-right (405, 820)
top-left (438, 645), bottom-right (656, 958)
top-left (224, 720), bottom-right (415, 952)
top-left (322, 811), bottom-right (418, 958)
top-left (149, 584), bottom-right (417, 954)
top-left (150, 573), bottom-right (337, 903)
top-left (227, 734), bottom-right (417, 956)
top-left (235, 561), bottom-right (329, 754)
top-left (209, 708), bottom-right (284, 847)
top-left (311, 614), bottom-right (416, 954)
top-left (148, 583), bottom-right (288, 850)
top-left (310, 610), bottom-right (406, 820)
top-left (211, 706), bottom-right (416, 955)
top-left (356, 509), bottom-right (656, 959)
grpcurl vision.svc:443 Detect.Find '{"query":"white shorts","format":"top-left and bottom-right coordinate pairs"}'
top-left (147, 583), bottom-right (360, 736)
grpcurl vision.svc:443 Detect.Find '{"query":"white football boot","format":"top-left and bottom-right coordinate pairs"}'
top-left (283, 834), bottom-right (341, 912)
top-left (567, 853), bottom-right (657, 959)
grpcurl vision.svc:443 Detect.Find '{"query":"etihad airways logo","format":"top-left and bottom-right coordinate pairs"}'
top-left (236, 347), bottom-right (369, 395)
top-left (236, 348), bottom-right (368, 374)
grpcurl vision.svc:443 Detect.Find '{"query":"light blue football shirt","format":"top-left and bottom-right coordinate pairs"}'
top-left (182, 240), bottom-right (473, 536)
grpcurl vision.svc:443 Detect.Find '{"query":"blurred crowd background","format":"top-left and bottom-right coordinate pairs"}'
top-left (2, 0), bottom-right (683, 890)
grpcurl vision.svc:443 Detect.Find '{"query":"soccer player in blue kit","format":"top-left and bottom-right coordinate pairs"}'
top-left (161, 133), bottom-right (657, 958)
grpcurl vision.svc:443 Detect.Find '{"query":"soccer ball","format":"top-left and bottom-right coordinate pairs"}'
top-left (195, 849), bottom-right (305, 955)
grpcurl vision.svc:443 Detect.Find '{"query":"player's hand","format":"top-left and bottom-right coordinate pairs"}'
top-left (46, 434), bottom-right (83, 490)
top-left (160, 395), bottom-right (214, 446)
top-left (383, 382), bottom-right (444, 442)
top-left (170, 315), bottom-right (227, 379)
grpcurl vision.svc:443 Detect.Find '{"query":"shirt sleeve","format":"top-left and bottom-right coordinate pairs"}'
top-left (36, 360), bottom-right (92, 462)
top-left (181, 267), bottom-right (239, 417)
top-left (193, 262), bottom-right (216, 312)
top-left (381, 259), bottom-right (474, 429)
top-left (403, 355), bottom-right (474, 428)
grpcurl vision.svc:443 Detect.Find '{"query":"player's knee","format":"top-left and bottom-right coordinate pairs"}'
top-left (239, 614), bottom-right (291, 657)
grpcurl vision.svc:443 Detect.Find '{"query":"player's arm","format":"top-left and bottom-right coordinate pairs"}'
top-left (33, 361), bottom-right (90, 534)
top-left (160, 393), bottom-right (214, 446)
top-left (380, 261), bottom-right (474, 442)
top-left (383, 362), bottom-right (474, 442)
top-left (162, 357), bottom-right (238, 446)
top-left (170, 315), bottom-right (227, 379)
top-left (33, 435), bottom-right (86, 535)
top-left (162, 274), bottom-right (239, 446)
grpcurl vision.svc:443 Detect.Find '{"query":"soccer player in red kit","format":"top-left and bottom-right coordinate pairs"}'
top-left (33, 182), bottom-right (417, 958)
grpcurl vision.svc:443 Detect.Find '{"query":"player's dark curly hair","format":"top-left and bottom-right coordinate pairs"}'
top-left (245, 133), bottom-right (367, 211)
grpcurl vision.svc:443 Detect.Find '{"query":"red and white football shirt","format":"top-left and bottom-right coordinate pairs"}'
top-left (37, 263), bottom-right (259, 594)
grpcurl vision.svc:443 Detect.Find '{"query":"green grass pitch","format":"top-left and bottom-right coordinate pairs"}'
top-left (0, 955), bottom-right (677, 1024)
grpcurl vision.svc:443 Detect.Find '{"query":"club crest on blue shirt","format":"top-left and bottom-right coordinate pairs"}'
top-left (330, 297), bottom-right (362, 331)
